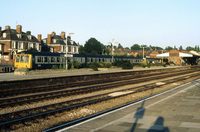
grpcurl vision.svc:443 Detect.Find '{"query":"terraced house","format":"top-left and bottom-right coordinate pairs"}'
top-left (42, 31), bottom-right (79, 54)
top-left (0, 25), bottom-right (41, 65)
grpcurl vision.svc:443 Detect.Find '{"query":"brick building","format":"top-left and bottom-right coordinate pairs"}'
top-left (42, 31), bottom-right (79, 54)
top-left (0, 25), bottom-right (41, 65)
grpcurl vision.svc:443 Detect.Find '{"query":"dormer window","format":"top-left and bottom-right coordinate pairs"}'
top-left (53, 39), bottom-right (56, 43)
top-left (28, 35), bottom-right (32, 40)
top-left (17, 34), bottom-right (22, 38)
top-left (43, 40), bottom-right (46, 43)
top-left (3, 33), bottom-right (6, 38)
top-left (70, 40), bottom-right (73, 44)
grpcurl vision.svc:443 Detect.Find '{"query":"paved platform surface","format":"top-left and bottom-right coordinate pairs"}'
top-left (0, 66), bottom-right (183, 82)
top-left (57, 79), bottom-right (200, 132)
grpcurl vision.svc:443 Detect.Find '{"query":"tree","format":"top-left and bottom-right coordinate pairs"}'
top-left (84, 38), bottom-right (104, 55)
top-left (179, 45), bottom-right (183, 50)
top-left (131, 44), bottom-right (141, 50)
top-left (165, 46), bottom-right (173, 51)
top-left (186, 46), bottom-right (195, 51)
top-left (118, 43), bottom-right (123, 49)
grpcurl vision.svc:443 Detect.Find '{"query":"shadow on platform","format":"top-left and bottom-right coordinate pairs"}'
top-left (130, 100), bottom-right (169, 132)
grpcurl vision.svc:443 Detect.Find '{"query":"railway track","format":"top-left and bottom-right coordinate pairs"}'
top-left (0, 68), bottom-right (197, 108)
top-left (0, 67), bottom-right (200, 131)
top-left (0, 67), bottom-right (189, 97)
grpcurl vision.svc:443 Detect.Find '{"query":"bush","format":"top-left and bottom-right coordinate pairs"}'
top-left (89, 63), bottom-right (99, 71)
top-left (73, 61), bottom-right (82, 69)
top-left (15, 67), bottom-right (29, 72)
top-left (121, 61), bottom-right (133, 69)
top-left (104, 62), bottom-right (112, 68)
top-left (140, 62), bottom-right (150, 68)
top-left (52, 65), bottom-right (58, 69)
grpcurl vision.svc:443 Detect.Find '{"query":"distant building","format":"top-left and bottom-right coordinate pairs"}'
top-left (0, 25), bottom-right (41, 65)
top-left (42, 31), bottom-right (79, 54)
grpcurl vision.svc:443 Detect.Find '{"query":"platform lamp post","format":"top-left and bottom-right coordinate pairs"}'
top-left (66, 33), bottom-right (74, 70)
top-left (140, 46), bottom-right (146, 63)
top-left (108, 38), bottom-right (118, 63)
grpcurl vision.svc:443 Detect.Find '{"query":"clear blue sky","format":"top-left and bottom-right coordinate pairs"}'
top-left (1, 0), bottom-right (200, 49)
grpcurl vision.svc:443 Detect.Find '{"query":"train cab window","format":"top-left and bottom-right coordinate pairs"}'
top-left (37, 57), bottom-right (42, 62)
top-left (25, 56), bottom-right (29, 63)
top-left (44, 57), bottom-right (48, 62)
top-left (16, 55), bottom-right (20, 62)
top-left (20, 55), bottom-right (24, 62)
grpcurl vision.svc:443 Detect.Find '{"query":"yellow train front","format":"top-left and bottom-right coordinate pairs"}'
top-left (15, 54), bottom-right (32, 69)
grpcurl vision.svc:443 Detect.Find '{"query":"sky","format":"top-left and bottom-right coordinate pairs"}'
top-left (1, 0), bottom-right (200, 49)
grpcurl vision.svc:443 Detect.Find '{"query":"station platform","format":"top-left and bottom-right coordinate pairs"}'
top-left (0, 66), bottom-right (183, 82)
top-left (57, 78), bottom-right (200, 132)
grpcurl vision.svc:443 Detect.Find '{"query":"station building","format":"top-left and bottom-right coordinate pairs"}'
top-left (0, 25), bottom-right (41, 65)
top-left (157, 49), bottom-right (200, 65)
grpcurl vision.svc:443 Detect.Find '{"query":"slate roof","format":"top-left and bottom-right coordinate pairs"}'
top-left (0, 29), bottom-right (39, 43)
top-left (43, 35), bottom-right (78, 46)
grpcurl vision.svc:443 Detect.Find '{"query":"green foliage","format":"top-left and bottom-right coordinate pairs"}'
top-left (15, 67), bottom-right (29, 72)
top-left (186, 46), bottom-right (195, 51)
top-left (165, 46), bottom-right (173, 51)
top-left (113, 60), bottom-right (133, 69)
top-left (104, 62), bottom-right (112, 68)
top-left (88, 63), bottom-right (99, 71)
top-left (83, 38), bottom-right (105, 55)
top-left (52, 65), bottom-right (58, 69)
top-left (73, 61), bottom-right (82, 69)
top-left (140, 62), bottom-right (150, 68)
top-left (131, 44), bottom-right (141, 50)
top-left (118, 43), bottom-right (123, 49)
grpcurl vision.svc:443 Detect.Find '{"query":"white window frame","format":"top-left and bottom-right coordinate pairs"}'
top-left (28, 42), bottom-right (33, 49)
top-left (28, 35), bottom-right (32, 40)
top-left (0, 45), bottom-right (2, 51)
top-left (12, 41), bottom-right (16, 49)
top-left (53, 39), bottom-right (56, 43)
top-left (36, 43), bottom-right (39, 51)
top-left (18, 42), bottom-right (23, 49)
top-left (50, 47), bottom-right (54, 53)
top-left (3, 33), bottom-right (6, 38)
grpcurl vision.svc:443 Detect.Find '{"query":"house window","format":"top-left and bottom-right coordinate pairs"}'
top-left (36, 43), bottom-right (39, 51)
top-left (50, 47), bottom-right (54, 53)
top-left (3, 33), bottom-right (6, 38)
top-left (60, 45), bottom-right (63, 52)
top-left (53, 39), bottom-right (56, 43)
top-left (12, 41), bottom-right (16, 49)
top-left (0, 45), bottom-right (2, 51)
top-left (28, 43), bottom-right (33, 49)
top-left (28, 35), bottom-right (32, 40)
top-left (17, 34), bottom-right (22, 38)
top-left (18, 42), bottom-right (23, 49)
top-left (43, 40), bottom-right (46, 43)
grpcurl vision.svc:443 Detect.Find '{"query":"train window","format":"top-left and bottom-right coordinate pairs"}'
top-left (25, 56), bottom-right (29, 63)
top-left (37, 57), bottom-right (42, 62)
top-left (57, 57), bottom-right (60, 62)
top-left (20, 55), bottom-right (24, 62)
top-left (48, 57), bottom-right (51, 62)
top-left (44, 57), bottom-right (48, 62)
top-left (16, 55), bottom-right (20, 62)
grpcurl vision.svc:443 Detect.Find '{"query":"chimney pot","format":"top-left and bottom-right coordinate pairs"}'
top-left (61, 31), bottom-right (65, 39)
top-left (5, 25), bottom-right (10, 30)
top-left (51, 32), bottom-right (56, 37)
top-left (16, 25), bottom-right (22, 33)
top-left (47, 34), bottom-right (51, 44)
top-left (38, 34), bottom-right (42, 42)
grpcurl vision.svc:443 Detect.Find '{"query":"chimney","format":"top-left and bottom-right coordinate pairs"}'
top-left (5, 25), bottom-right (10, 30)
top-left (16, 25), bottom-right (22, 33)
top-left (47, 34), bottom-right (51, 44)
top-left (51, 31), bottom-right (56, 37)
top-left (0, 26), bottom-right (1, 37)
top-left (38, 34), bottom-right (42, 42)
top-left (61, 31), bottom-right (65, 39)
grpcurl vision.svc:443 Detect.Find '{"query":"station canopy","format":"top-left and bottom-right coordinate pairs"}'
top-left (157, 52), bottom-right (193, 57)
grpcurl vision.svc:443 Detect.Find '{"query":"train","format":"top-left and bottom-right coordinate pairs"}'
top-left (14, 51), bottom-right (161, 69)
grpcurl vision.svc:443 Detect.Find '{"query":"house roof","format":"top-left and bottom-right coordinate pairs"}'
top-left (0, 29), bottom-right (39, 43)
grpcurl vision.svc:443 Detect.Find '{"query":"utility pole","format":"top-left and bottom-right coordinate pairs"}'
top-left (66, 33), bottom-right (74, 70)
top-left (108, 38), bottom-right (118, 63)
